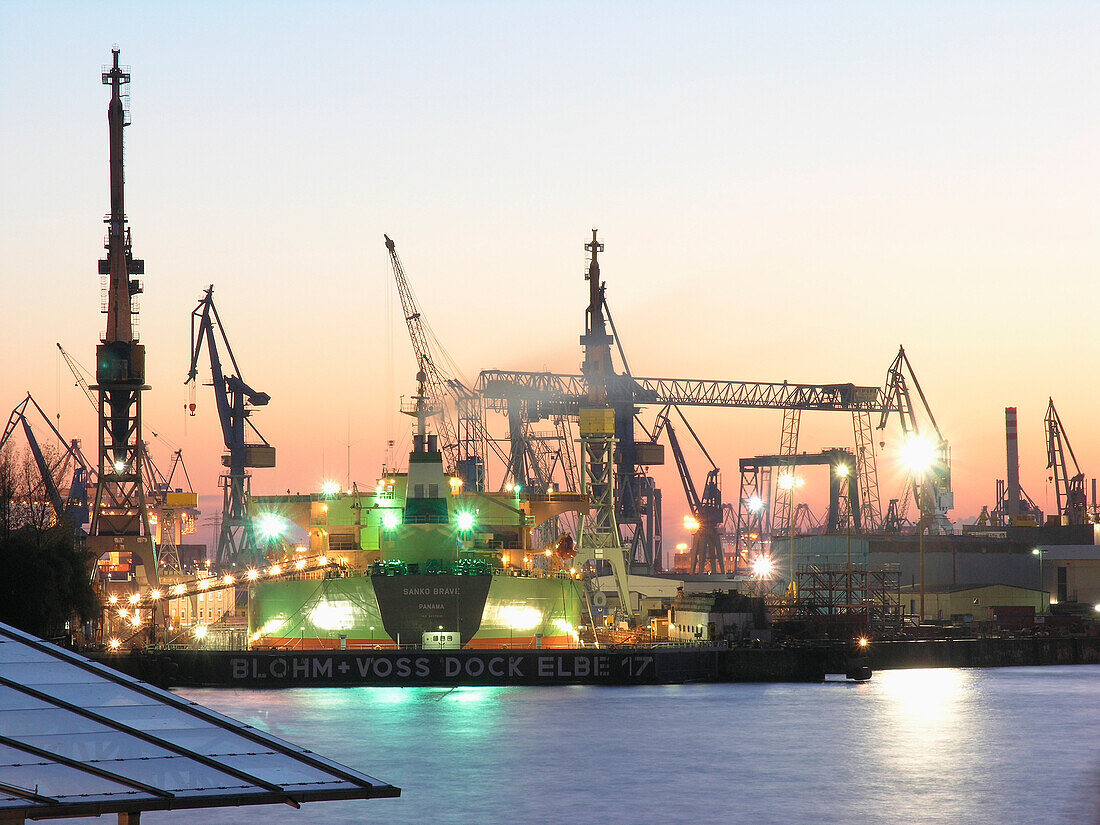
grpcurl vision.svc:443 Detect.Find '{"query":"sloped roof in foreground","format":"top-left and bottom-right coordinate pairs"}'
top-left (0, 623), bottom-right (399, 820)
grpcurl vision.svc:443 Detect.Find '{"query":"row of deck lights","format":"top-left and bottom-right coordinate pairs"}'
top-left (104, 555), bottom-right (337, 649)
top-left (105, 555), bottom-right (334, 613)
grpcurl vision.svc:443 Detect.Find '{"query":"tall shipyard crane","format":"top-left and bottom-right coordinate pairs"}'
top-left (187, 286), bottom-right (275, 567)
top-left (384, 234), bottom-right (505, 490)
top-left (88, 49), bottom-right (159, 587)
top-left (878, 346), bottom-right (953, 534)
top-left (651, 406), bottom-right (725, 574)
top-left (0, 394), bottom-right (93, 532)
top-left (1046, 398), bottom-right (1088, 526)
top-left (60, 342), bottom-right (200, 569)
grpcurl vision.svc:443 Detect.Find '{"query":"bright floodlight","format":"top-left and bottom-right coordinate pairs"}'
top-left (751, 556), bottom-right (775, 578)
top-left (835, 463), bottom-right (850, 478)
top-left (194, 624), bottom-right (208, 639)
top-left (778, 473), bottom-right (803, 491)
top-left (683, 515), bottom-right (700, 532)
top-left (1032, 548), bottom-right (1041, 556)
top-left (113, 459), bottom-right (126, 473)
top-left (858, 636), bottom-right (869, 648)
top-left (381, 511), bottom-right (400, 531)
top-left (321, 480), bottom-right (341, 496)
top-left (747, 494), bottom-right (764, 513)
top-left (256, 513), bottom-right (286, 540)
top-left (900, 434), bottom-right (937, 475)
top-left (455, 510), bottom-right (476, 531)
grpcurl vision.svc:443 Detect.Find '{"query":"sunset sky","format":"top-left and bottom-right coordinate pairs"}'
top-left (2, 2), bottom-right (1099, 546)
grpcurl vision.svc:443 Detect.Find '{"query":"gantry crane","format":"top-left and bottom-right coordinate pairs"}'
top-left (651, 406), bottom-right (724, 574)
top-left (1046, 398), bottom-right (1088, 526)
top-left (478, 344), bottom-right (907, 569)
top-left (187, 285), bottom-right (275, 567)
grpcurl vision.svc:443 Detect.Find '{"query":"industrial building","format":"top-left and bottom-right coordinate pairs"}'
top-left (900, 583), bottom-right (1048, 623)
top-left (1035, 545), bottom-right (1100, 608)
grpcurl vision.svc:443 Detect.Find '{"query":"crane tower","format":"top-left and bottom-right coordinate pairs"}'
top-left (187, 286), bottom-right (275, 567)
top-left (574, 230), bottom-right (633, 615)
top-left (88, 49), bottom-right (158, 586)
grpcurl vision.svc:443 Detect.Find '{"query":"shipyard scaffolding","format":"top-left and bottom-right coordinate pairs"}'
top-left (795, 563), bottom-right (903, 634)
top-left (87, 49), bottom-right (159, 589)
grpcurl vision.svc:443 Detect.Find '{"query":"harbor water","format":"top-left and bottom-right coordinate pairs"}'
top-left (84, 666), bottom-right (1099, 824)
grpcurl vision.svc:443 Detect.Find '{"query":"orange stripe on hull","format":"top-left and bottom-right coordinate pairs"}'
top-left (252, 635), bottom-right (576, 651)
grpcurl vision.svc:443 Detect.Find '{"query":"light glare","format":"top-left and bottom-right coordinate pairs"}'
top-left (900, 434), bottom-right (937, 475)
top-left (751, 556), bottom-right (775, 578)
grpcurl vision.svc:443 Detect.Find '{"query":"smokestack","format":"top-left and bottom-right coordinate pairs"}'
top-left (1006, 407), bottom-right (1021, 518)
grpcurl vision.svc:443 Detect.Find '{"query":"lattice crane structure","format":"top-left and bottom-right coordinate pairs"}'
top-left (87, 49), bottom-right (159, 588)
top-left (478, 351), bottom-right (908, 571)
top-left (384, 235), bottom-right (506, 490)
top-left (878, 346), bottom-right (953, 535)
top-left (60, 342), bottom-right (199, 570)
top-left (464, 233), bottom-right (953, 579)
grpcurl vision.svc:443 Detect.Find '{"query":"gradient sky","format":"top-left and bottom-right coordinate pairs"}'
top-left (2, 2), bottom-right (1099, 544)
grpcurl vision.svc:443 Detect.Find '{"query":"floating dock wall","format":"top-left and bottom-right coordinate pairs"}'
top-left (92, 646), bottom-right (827, 688)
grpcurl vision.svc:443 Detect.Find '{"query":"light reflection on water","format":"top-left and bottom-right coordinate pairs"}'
top-left (75, 666), bottom-right (1100, 825)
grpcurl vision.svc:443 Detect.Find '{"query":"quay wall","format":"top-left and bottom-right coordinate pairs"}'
top-left (869, 636), bottom-right (1100, 670)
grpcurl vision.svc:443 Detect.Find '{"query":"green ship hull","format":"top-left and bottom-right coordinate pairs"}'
top-left (249, 573), bottom-right (584, 650)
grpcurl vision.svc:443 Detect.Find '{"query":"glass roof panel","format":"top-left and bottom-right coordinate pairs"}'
top-left (0, 622), bottom-right (397, 818)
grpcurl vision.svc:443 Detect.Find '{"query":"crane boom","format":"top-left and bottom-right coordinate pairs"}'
top-left (57, 343), bottom-right (98, 412)
top-left (384, 235), bottom-right (460, 468)
top-left (383, 235), bottom-right (508, 488)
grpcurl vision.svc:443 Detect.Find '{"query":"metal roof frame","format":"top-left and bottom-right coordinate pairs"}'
top-left (0, 623), bottom-right (399, 822)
